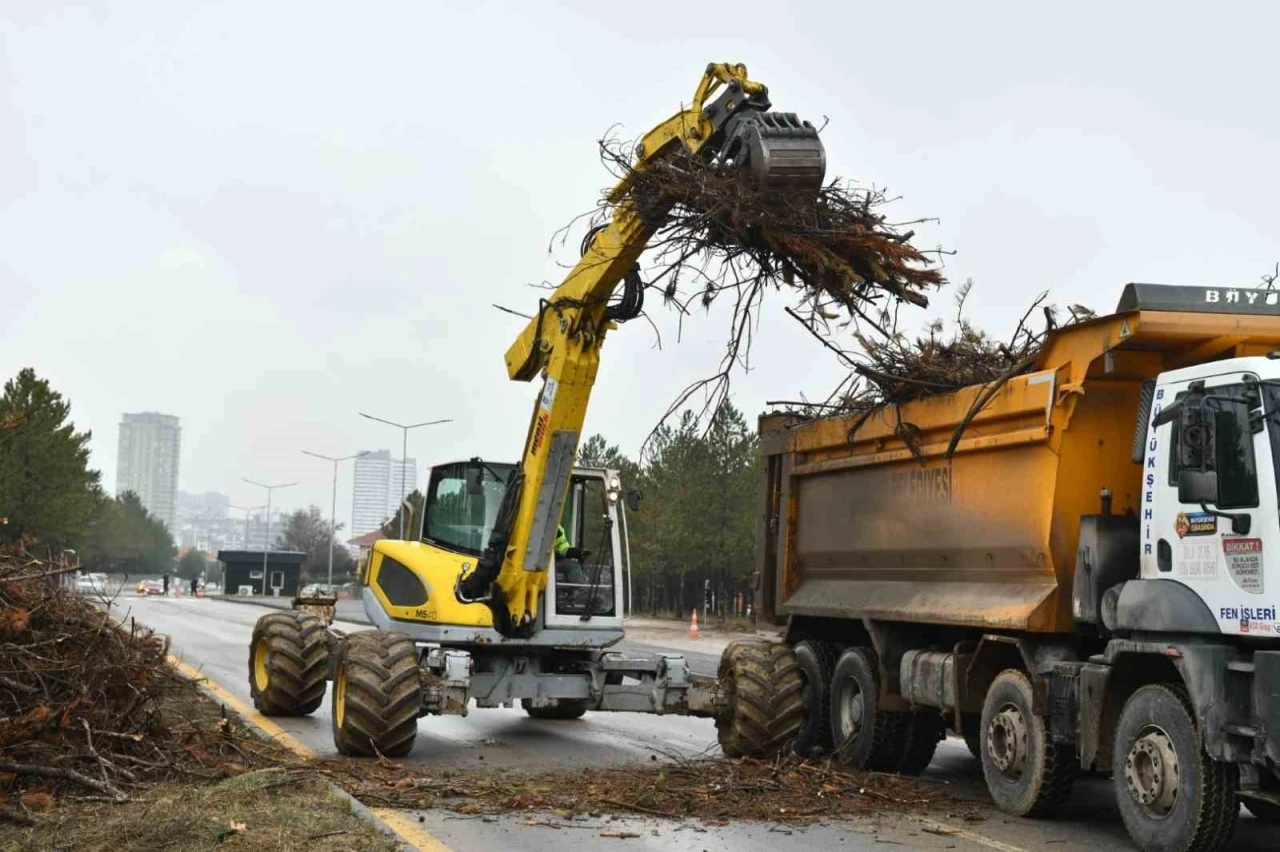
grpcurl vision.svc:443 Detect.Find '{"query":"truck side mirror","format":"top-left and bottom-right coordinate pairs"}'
top-left (1177, 469), bottom-right (1219, 505)
top-left (465, 462), bottom-right (484, 496)
top-left (625, 487), bottom-right (643, 512)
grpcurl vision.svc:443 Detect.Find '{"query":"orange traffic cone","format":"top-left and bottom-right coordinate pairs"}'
top-left (689, 608), bottom-right (700, 639)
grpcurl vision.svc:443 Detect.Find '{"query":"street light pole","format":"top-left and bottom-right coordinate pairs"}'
top-left (229, 504), bottom-right (266, 547)
top-left (302, 449), bottom-right (369, 589)
top-left (242, 479), bottom-right (298, 595)
top-left (358, 413), bottom-right (452, 540)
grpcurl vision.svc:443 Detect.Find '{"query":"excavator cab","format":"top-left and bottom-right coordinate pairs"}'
top-left (418, 459), bottom-right (627, 631)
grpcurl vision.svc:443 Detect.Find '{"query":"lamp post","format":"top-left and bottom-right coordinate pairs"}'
top-left (229, 504), bottom-right (266, 547)
top-left (357, 413), bottom-right (452, 539)
top-left (241, 479), bottom-right (297, 595)
top-left (302, 449), bottom-right (369, 589)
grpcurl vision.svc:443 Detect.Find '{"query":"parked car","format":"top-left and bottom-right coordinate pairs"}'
top-left (75, 574), bottom-right (106, 595)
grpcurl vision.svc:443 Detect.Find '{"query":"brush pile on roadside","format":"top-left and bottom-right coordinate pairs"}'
top-left (0, 548), bottom-right (286, 812)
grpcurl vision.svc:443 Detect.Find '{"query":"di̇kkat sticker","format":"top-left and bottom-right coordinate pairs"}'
top-left (1223, 537), bottom-right (1264, 594)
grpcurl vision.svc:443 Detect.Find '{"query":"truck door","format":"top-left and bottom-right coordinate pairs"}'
top-left (1147, 371), bottom-right (1279, 636)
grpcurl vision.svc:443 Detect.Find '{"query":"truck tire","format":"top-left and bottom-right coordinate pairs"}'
top-left (829, 647), bottom-right (907, 771)
top-left (980, 669), bottom-right (1076, 817)
top-left (715, 640), bottom-right (805, 759)
top-left (248, 611), bottom-right (329, 716)
top-left (1243, 798), bottom-right (1280, 823)
top-left (1112, 684), bottom-right (1238, 852)
top-left (332, 631), bottom-right (422, 758)
top-left (522, 699), bottom-right (588, 720)
top-left (792, 639), bottom-right (837, 757)
top-left (897, 710), bottom-right (944, 775)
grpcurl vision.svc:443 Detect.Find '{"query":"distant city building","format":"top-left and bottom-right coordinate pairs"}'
top-left (351, 450), bottom-right (417, 536)
top-left (174, 491), bottom-right (233, 551)
top-left (116, 412), bottom-right (181, 530)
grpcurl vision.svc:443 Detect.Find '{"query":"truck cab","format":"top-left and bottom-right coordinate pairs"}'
top-left (1143, 358), bottom-right (1280, 636)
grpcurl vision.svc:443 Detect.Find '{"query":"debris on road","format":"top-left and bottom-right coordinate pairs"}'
top-left (321, 752), bottom-right (968, 824)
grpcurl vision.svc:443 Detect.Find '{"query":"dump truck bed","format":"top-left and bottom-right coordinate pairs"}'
top-left (757, 284), bottom-right (1280, 633)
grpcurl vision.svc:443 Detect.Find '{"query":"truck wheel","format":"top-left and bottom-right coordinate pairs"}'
top-left (715, 640), bottom-right (805, 759)
top-left (829, 647), bottom-right (906, 771)
top-left (980, 669), bottom-right (1076, 817)
top-left (1243, 798), bottom-right (1280, 823)
top-left (522, 699), bottom-right (588, 720)
top-left (897, 710), bottom-right (944, 775)
top-left (1113, 684), bottom-right (1238, 852)
top-left (792, 639), bottom-right (837, 757)
top-left (248, 611), bottom-right (329, 716)
top-left (332, 631), bottom-right (422, 758)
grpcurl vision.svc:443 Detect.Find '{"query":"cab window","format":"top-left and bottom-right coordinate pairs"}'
top-left (1166, 383), bottom-right (1259, 509)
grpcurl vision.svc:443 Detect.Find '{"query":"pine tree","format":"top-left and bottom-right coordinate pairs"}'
top-left (0, 369), bottom-right (99, 549)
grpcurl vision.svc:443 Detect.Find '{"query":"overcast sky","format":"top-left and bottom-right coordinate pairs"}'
top-left (4, 2), bottom-right (1278, 532)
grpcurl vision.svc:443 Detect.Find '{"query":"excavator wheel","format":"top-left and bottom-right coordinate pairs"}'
top-left (248, 611), bottom-right (329, 716)
top-left (715, 640), bottom-right (805, 759)
top-left (332, 631), bottom-right (422, 758)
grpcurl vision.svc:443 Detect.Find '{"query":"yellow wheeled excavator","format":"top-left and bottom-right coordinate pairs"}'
top-left (247, 63), bottom-right (820, 758)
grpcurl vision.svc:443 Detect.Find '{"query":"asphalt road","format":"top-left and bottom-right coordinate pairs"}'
top-left (114, 595), bottom-right (1274, 852)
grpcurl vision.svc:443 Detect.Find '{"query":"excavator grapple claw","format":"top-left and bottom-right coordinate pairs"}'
top-left (718, 111), bottom-right (826, 195)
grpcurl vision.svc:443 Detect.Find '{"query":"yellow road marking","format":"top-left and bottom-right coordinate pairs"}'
top-left (913, 816), bottom-right (1031, 852)
top-left (167, 655), bottom-right (316, 759)
top-left (371, 809), bottom-right (455, 852)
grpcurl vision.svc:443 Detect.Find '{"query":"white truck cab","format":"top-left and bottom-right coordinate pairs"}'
top-left (1144, 357), bottom-right (1280, 637)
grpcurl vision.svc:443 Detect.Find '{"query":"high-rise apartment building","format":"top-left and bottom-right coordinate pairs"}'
top-left (351, 450), bottom-right (418, 536)
top-left (116, 412), bottom-right (181, 530)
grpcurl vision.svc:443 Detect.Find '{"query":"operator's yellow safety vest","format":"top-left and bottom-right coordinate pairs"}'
top-left (554, 524), bottom-right (569, 555)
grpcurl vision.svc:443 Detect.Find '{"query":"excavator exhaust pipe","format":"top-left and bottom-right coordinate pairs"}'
top-left (718, 110), bottom-right (826, 195)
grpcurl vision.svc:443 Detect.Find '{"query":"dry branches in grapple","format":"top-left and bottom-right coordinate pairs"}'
top-left (603, 140), bottom-right (945, 314)
top-left (590, 138), bottom-right (948, 425)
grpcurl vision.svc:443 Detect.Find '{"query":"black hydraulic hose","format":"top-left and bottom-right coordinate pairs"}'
top-left (457, 469), bottom-right (524, 602)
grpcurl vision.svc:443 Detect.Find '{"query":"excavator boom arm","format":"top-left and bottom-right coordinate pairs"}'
top-left (458, 63), bottom-right (824, 633)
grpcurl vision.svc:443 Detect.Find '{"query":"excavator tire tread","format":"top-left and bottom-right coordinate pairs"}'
top-left (248, 611), bottom-right (329, 717)
top-left (716, 640), bottom-right (805, 759)
top-left (332, 631), bottom-right (421, 758)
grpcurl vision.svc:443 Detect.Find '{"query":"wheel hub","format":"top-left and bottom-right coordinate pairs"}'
top-left (1125, 727), bottom-right (1179, 818)
top-left (987, 704), bottom-right (1028, 777)
top-left (252, 638), bottom-right (269, 692)
top-left (838, 676), bottom-right (865, 743)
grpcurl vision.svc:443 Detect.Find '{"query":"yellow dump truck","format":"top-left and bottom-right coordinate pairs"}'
top-left (756, 283), bottom-right (1280, 852)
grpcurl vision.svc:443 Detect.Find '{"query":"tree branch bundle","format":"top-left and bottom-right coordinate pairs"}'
top-left (584, 137), bottom-right (948, 433)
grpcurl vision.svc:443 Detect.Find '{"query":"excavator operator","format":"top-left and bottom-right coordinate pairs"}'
top-left (554, 524), bottom-right (588, 585)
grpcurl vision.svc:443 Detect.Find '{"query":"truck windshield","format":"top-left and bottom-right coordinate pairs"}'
top-left (422, 462), bottom-right (515, 555)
